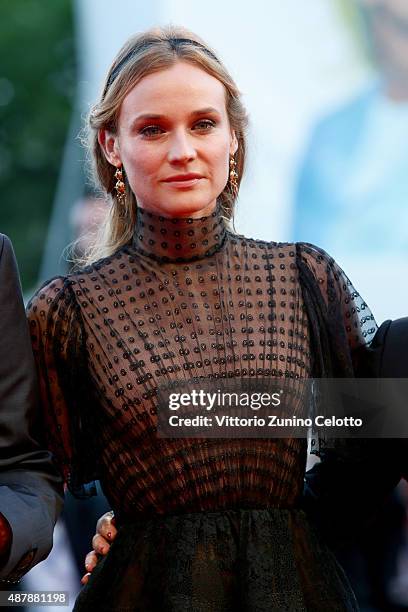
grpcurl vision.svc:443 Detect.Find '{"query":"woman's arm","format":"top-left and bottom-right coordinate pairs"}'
top-left (26, 269), bottom-right (99, 498)
top-left (296, 243), bottom-right (405, 548)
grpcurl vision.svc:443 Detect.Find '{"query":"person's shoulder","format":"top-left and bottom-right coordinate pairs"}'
top-left (67, 244), bottom-right (130, 279)
top-left (26, 274), bottom-right (70, 316)
top-left (229, 233), bottom-right (334, 263)
top-left (0, 233), bottom-right (9, 253)
top-left (27, 246), bottom-right (129, 313)
top-left (228, 231), bottom-right (296, 254)
top-left (294, 242), bottom-right (344, 287)
top-left (295, 241), bottom-right (334, 263)
top-left (0, 234), bottom-right (16, 263)
top-left (0, 236), bottom-right (23, 311)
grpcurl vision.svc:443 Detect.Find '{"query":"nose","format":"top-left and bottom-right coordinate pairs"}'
top-left (167, 129), bottom-right (197, 164)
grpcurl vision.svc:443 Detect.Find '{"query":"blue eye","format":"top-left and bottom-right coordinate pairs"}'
top-left (139, 119), bottom-right (216, 137)
top-left (195, 120), bottom-right (216, 130)
top-left (140, 125), bottom-right (164, 137)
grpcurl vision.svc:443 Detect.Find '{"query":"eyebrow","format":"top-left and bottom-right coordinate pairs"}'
top-left (131, 107), bottom-right (222, 124)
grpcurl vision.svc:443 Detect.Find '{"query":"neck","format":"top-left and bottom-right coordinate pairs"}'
top-left (137, 199), bottom-right (217, 220)
top-left (132, 199), bottom-right (227, 263)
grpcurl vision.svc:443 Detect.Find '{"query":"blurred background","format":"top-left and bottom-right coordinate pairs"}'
top-left (1, 0), bottom-right (408, 610)
top-left (3, 0), bottom-right (408, 318)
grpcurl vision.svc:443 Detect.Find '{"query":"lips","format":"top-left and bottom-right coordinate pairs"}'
top-left (163, 173), bottom-right (204, 182)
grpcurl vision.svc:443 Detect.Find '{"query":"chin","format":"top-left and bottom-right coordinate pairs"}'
top-left (147, 196), bottom-right (216, 218)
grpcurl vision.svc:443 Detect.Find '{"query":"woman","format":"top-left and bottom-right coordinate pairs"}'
top-left (27, 25), bottom-right (378, 611)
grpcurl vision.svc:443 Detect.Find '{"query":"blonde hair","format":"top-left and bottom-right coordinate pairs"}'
top-left (83, 25), bottom-right (249, 265)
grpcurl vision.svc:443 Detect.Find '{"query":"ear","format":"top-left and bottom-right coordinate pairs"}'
top-left (98, 129), bottom-right (122, 167)
top-left (230, 131), bottom-right (238, 156)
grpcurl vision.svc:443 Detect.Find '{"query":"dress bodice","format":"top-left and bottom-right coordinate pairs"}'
top-left (27, 201), bottom-right (375, 520)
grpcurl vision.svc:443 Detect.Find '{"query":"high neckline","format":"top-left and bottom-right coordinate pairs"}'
top-left (131, 200), bottom-right (227, 263)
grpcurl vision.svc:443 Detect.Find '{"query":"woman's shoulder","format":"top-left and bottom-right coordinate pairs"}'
top-left (228, 231), bottom-right (289, 253)
top-left (27, 245), bottom-right (130, 313)
top-left (228, 232), bottom-right (333, 263)
top-left (68, 244), bottom-right (131, 278)
top-left (27, 274), bottom-right (69, 303)
top-left (26, 276), bottom-right (73, 335)
top-left (293, 241), bottom-right (339, 275)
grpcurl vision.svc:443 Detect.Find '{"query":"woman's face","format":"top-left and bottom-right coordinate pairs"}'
top-left (100, 60), bottom-right (238, 218)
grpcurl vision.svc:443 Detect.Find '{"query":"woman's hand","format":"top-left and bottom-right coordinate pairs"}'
top-left (81, 511), bottom-right (117, 585)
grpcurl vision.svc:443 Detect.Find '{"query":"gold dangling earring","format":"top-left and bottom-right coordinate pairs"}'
top-left (114, 165), bottom-right (126, 202)
top-left (229, 155), bottom-right (238, 198)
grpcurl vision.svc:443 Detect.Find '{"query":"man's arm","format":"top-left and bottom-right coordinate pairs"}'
top-left (0, 234), bottom-right (63, 583)
top-left (303, 319), bottom-right (407, 549)
top-left (303, 442), bottom-right (402, 550)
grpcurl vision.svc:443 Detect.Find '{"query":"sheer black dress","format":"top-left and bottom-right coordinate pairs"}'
top-left (27, 201), bottom-right (376, 611)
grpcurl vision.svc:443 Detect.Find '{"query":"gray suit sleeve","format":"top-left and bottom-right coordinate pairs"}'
top-left (0, 234), bottom-right (63, 582)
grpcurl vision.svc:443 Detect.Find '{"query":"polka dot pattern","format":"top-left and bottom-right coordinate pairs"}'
top-left (27, 203), bottom-right (376, 518)
top-left (133, 201), bottom-right (226, 263)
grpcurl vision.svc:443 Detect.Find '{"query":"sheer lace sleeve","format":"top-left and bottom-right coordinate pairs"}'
top-left (296, 243), bottom-right (376, 374)
top-left (295, 244), bottom-right (396, 546)
top-left (27, 277), bottom-right (98, 498)
top-left (296, 243), bottom-right (377, 456)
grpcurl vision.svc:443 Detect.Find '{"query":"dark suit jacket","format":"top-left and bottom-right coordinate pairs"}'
top-left (0, 234), bottom-right (63, 583)
top-left (363, 317), bottom-right (408, 379)
top-left (303, 317), bottom-right (408, 548)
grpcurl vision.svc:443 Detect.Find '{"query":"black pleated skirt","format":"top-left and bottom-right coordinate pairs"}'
top-left (73, 507), bottom-right (359, 612)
